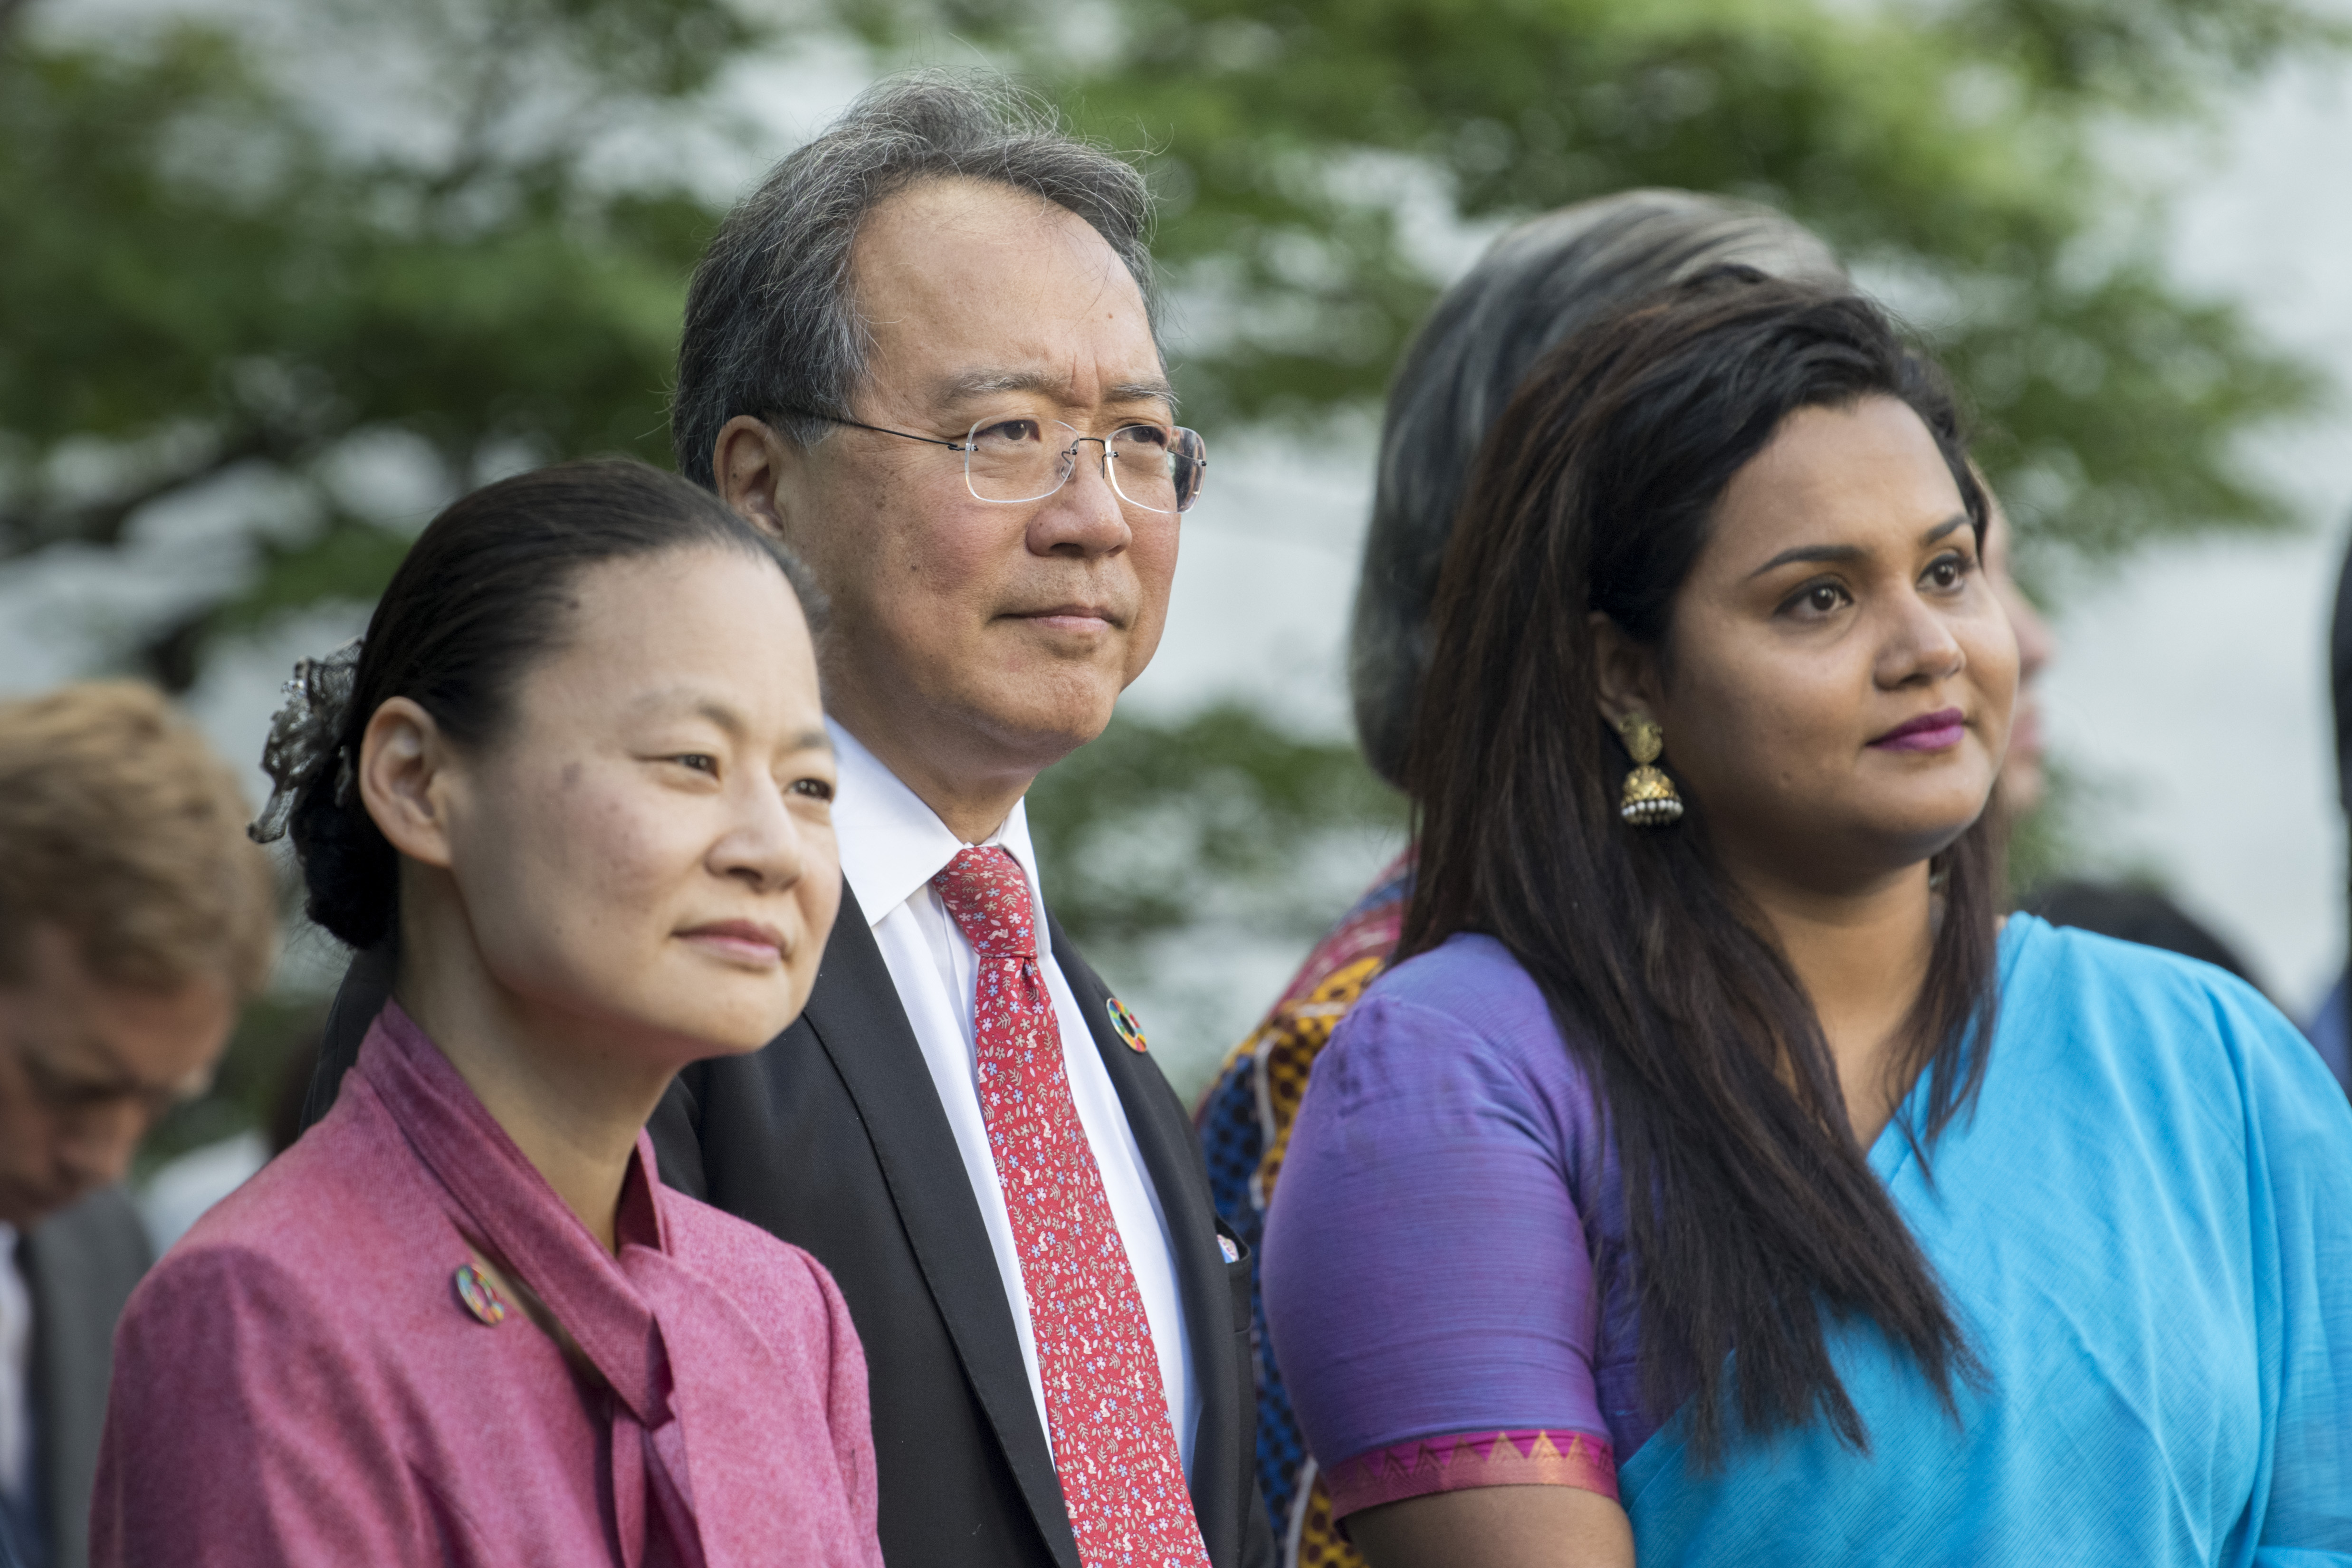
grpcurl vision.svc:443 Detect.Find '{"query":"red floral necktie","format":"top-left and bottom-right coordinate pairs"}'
top-left (930, 846), bottom-right (1211, 1568)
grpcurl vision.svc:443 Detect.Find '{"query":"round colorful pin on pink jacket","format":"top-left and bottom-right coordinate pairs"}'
top-left (453, 1262), bottom-right (507, 1326)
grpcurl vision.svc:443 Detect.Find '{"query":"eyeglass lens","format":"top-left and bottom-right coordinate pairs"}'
top-left (964, 418), bottom-right (1207, 513)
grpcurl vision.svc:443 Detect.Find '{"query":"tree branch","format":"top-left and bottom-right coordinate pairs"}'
top-left (0, 0), bottom-right (41, 47)
top-left (422, 3), bottom-right (530, 203)
top-left (0, 425), bottom-right (295, 560)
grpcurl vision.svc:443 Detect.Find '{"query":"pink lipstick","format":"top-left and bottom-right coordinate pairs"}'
top-left (1869, 707), bottom-right (1967, 752)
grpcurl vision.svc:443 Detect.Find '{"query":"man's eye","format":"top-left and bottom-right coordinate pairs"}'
top-left (25, 1059), bottom-right (122, 1109)
top-left (973, 418), bottom-right (1043, 448)
top-left (673, 754), bottom-right (718, 775)
top-left (790, 776), bottom-right (835, 802)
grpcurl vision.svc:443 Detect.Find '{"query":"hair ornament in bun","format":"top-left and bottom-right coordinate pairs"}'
top-left (249, 637), bottom-right (363, 843)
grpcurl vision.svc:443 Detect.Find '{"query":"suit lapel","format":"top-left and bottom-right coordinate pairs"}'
top-left (802, 887), bottom-right (1083, 1568)
top-left (24, 1190), bottom-right (151, 1568)
top-left (1048, 918), bottom-right (1249, 1568)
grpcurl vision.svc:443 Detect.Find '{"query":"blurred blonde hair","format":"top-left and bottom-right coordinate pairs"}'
top-left (0, 681), bottom-right (277, 995)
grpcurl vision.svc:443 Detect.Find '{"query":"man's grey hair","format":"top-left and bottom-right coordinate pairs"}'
top-left (672, 70), bottom-right (1157, 488)
top-left (1349, 189), bottom-right (1846, 786)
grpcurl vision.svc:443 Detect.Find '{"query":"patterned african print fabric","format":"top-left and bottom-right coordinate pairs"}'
top-left (1194, 851), bottom-right (1414, 1568)
top-left (931, 847), bottom-right (1210, 1568)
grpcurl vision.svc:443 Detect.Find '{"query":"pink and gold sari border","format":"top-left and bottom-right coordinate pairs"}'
top-left (1323, 1427), bottom-right (1619, 1517)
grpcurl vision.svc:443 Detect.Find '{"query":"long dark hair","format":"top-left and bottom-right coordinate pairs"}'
top-left (289, 458), bottom-right (820, 949)
top-left (1350, 190), bottom-right (1844, 785)
top-left (1401, 272), bottom-right (2000, 1463)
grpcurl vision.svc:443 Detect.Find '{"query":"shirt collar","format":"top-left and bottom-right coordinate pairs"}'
top-left (828, 717), bottom-right (1042, 924)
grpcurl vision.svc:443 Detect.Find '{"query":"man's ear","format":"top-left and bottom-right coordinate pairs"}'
top-left (356, 697), bottom-right (459, 871)
top-left (713, 416), bottom-right (805, 545)
top-left (1588, 611), bottom-right (1665, 731)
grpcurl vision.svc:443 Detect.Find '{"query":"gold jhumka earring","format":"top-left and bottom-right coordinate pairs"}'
top-left (1617, 714), bottom-right (1684, 827)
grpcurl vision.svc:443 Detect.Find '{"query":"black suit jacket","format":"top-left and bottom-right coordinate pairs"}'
top-left (305, 889), bottom-right (1273, 1568)
top-left (19, 1187), bottom-right (152, 1568)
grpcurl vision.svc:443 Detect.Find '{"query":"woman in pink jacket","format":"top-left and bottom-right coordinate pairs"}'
top-left (92, 459), bottom-right (880, 1568)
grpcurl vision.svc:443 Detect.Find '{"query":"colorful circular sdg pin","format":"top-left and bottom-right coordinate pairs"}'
top-left (1106, 996), bottom-right (1148, 1052)
top-left (453, 1262), bottom-right (507, 1326)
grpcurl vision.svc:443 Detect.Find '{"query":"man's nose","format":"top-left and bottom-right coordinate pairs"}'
top-left (1030, 439), bottom-right (1132, 557)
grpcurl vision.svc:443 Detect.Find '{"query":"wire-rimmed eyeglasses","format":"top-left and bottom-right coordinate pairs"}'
top-left (783, 410), bottom-right (1208, 514)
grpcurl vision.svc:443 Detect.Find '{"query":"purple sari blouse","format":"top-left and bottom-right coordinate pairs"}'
top-left (1264, 920), bottom-right (2352, 1560)
top-left (1260, 934), bottom-right (1650, 1518)
top-left (92, 1003), bottom-right (882, 1568)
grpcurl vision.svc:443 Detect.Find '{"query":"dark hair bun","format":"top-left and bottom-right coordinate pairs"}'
top-left (288, 765), bottom-right (399, 949)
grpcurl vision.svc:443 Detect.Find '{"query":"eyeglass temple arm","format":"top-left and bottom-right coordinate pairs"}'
top-left (771, 409), bottom-right (968, 451)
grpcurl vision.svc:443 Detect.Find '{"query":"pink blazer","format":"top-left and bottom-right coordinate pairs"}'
top-left (92, 1003), bottom-right (883, 1568)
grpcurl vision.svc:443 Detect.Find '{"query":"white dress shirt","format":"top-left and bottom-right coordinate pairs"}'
top-left (828, 721), bottom-right (1199, 1474)
top-left (0, 1223), bottom-right (30, 1509)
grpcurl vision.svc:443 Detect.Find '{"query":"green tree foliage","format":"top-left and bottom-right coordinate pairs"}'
top-left (1027, 701), bottom-right (1405, 948)
top-left (0, 0), bottom-right (746, 684)
top-left (850, 0), bottom-right (2336, 570)
top-left (1, 0), bottom-right (2342, 1092)
top-left (6, 0), bottom-right (2334, 689)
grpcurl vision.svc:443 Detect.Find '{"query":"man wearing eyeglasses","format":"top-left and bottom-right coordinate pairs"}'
top-left (673, 70), bottom-right (1263, 1568)
top-left (0, 683), bottom-right (276, 1568)
top-left (299, 68), bottom-right (1266, 1568)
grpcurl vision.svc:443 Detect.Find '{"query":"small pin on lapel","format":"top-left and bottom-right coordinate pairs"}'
top-left (453, 1262), bottom-right (507, 1326)
top-left (1106, 996), bottom-right (1147, 1052)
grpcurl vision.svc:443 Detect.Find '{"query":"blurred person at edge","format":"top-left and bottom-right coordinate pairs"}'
top-left (91, 460), bottom-right (879, 1568)
top-left (296, 74), bottom-right (1271, 1568)
top-left (1981, 489), bottom-right (2056, 816)
top-left (1261, 274), bottom-right (2352, 1565)
top-left (0, 683), bottom-right (275, 1568)
top-left (1989, 479), bottom-right (2272, 1006)
top-left (2298, 520), bottom-right (2352, 1097)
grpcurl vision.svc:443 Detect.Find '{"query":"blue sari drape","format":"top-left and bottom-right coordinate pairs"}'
top-left (1621, 915), bottom-right (2352, 1565)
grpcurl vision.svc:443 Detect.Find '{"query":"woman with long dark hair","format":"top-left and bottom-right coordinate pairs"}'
top-left (1259, 276), bottom-right (2352, 1564)
top-left (1191, 189), bottom-right (1847, 1565)
top-left (91, 460), bottom-right (881, 1566)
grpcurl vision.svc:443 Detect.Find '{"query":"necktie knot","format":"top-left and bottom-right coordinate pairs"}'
top-left (930, 845), bottom-right (1037, 960)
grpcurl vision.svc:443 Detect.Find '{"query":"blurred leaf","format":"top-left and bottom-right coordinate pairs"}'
top-left (0, 4), bottom-right (738, 683)
top-left (1944, 0), bottom-right (2349, 104)
top-left (1026, 702), bottom-right (1406, 956)
top-left (223, 517), bottom-right (425, 629)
